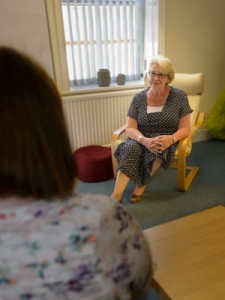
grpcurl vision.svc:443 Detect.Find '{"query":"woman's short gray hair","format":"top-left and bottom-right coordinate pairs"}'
top-left (149, 56), bottom-right (175, 84)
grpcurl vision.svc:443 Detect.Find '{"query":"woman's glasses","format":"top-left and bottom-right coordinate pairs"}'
top-left (148, 71), bottom-right (167, 79)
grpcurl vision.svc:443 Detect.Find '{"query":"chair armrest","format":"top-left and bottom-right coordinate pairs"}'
top-left (177, 135), bottom-right (191, 156)
top-left (112, 124), bottom-right (126, 143)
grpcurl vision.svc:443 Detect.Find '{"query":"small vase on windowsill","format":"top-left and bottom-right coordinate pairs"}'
top-left (97, 69), bottom-right (110, 87)
top-left (116, 73), bottom-right (126, 85)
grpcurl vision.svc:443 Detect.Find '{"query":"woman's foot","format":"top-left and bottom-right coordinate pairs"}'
top-left (130, 194), bottom-right (143, 203)
top-left (130, 185), bottom-right (146, 203)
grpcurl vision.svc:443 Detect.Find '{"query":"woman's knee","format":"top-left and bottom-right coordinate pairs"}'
top-left (128, 141), bottom-right (143, 156)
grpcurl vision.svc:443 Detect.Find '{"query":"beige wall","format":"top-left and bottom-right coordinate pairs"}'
top-left (164, 0), bottom-right (225, 114)
top-left (0, 0), bottom-right (53, 77)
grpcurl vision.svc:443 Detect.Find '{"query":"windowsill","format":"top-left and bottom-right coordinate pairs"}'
top-left (61, 80), bottom-right (145, 97)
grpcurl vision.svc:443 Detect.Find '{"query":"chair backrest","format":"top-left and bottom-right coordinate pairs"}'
top-left (144, 72), bottom-right (204, 126)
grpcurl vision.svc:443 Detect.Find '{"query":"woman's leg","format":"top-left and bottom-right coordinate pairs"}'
top-left (111, 170), bottom-right (130, 202)
top-left (150, 158), bottom-right (163, 176)
top-left (132, 158), bottom-right (163, 200)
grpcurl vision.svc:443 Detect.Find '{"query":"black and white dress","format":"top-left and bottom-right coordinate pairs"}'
top-left (114, 87), bottom-right (193, 187)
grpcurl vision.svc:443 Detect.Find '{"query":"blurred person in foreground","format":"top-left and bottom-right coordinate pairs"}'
top-left (0, 46), bottom-right (153, 300)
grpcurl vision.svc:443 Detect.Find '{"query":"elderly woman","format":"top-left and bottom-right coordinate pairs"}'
top-left (112, 56), bottom-right (193, 203)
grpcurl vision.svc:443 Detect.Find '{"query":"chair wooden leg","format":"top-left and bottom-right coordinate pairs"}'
top-left (178, 166), bottom-right (200, 191)
top-left (169, 160), bottom-right (200, 191)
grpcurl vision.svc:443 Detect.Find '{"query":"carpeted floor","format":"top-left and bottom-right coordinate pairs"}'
top-left (75, 139), bottom-right (225, 299)
top-left (76, 139), bottom-right (225, 228)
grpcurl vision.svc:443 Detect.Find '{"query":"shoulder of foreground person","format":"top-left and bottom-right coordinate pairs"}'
top-left (0, 193), bottom-right (153, 300)
top-left (73, 192), bottom-right (149, 236)
top-left (73, 193), bottom-right (154, 300)
top-left (72, 192), bottom-right (149, 234)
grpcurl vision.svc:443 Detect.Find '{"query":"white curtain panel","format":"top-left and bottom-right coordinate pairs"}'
top-left (61, 0), bottom-right (158, 86)
top-left (144, 0), bottom-right (159, 67)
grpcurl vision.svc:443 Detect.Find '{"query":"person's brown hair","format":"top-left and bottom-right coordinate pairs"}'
top-left (0, 47), bottom-right (76, 198)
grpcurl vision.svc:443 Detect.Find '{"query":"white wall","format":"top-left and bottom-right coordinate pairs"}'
top-left (0, 0), bottom-right (53, 77)
top-left (164, 0), bottom-right (225, 115)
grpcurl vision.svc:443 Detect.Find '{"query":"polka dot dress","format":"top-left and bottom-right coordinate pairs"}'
top-left (114, 87), bottom-right (193, 187)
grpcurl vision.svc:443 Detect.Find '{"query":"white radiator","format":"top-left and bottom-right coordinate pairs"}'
top-left (62, 89), bottom-right (142, 151)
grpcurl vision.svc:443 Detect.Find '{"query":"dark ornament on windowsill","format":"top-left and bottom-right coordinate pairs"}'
top-left (97, 69), bottom-right (110, 87)
top-left (116, 73), bottom-right (126, 85)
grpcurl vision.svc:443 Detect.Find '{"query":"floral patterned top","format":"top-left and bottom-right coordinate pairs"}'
top-left (0, 193), bottom-right (152, 300)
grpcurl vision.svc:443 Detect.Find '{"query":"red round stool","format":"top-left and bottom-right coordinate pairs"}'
top-left (73, 145), bottom-right (113, 182)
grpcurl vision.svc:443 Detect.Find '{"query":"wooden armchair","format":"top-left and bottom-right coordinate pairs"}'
top-left (111, 73), bottom-right (204, 191)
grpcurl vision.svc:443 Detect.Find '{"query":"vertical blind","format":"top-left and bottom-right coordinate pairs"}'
top-left (61, 0), bottom-right (158, 87)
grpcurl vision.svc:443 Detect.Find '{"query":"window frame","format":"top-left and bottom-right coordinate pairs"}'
top-left (45, 0), bottom-right (165, 95)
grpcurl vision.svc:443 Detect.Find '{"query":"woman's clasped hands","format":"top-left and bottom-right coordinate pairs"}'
top-left (142, 135), bottom-right (173, 154)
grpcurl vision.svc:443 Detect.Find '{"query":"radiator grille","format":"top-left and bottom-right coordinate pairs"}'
top-left (62, 89), bottom-right (142, 150)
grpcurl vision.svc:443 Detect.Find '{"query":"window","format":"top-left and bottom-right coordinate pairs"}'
top-left (45, 0), bottom-right (165, 92)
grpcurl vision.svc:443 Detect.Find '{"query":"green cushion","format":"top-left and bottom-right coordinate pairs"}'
top-left (205, 88), bottom-right (225, 140)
